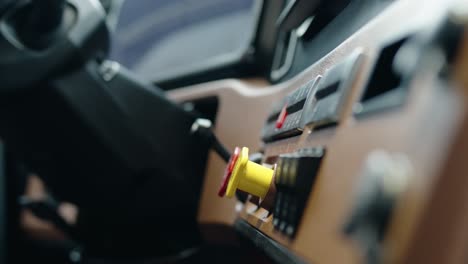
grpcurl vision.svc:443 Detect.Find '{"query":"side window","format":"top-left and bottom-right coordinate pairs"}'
top-left (110, 0), bottom-right (257, 84)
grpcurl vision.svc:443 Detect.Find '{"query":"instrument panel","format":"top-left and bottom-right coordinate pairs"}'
top-left (169, 0), bottom-right (468, 263)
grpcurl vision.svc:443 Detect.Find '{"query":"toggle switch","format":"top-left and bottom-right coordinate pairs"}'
top-left (218, 147), bottom-right (274, 200)
top-left (343, 150), bottom-right (412, 264)
top-left (275, 104), bottom-right (288, 129)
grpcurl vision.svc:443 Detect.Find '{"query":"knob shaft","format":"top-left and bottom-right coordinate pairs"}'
top-left (222, 147), bottom-right (274, 200)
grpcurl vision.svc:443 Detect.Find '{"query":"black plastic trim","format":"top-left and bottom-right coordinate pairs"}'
top-left (234, 219), bottom-right (308, 264)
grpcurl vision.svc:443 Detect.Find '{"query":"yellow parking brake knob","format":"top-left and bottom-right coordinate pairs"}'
top-left (224, 147), bottom-right (274, 199)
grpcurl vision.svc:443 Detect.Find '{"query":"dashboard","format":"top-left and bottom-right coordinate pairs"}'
top-left (0, 0), bottom-right (467, 263)
top-left (167, 0), bottom-right (468, 263)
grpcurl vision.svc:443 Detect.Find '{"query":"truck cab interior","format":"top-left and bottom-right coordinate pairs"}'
top-left (1, 0), bottom-right (468, 263)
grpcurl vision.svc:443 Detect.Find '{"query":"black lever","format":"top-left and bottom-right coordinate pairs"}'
top-left (191, 118), bottom-right (231, 162)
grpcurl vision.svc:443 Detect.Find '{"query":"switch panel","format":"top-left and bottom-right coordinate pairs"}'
top-left (300, 51), bottom-right (363, 129)
top-left (262, 77), bottom-right (321, 142)
top-left (273, 147), bottom-right (325, 237)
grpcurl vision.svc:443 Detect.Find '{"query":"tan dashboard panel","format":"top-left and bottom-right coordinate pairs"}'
top-left (169, 0), bottom-right (468, 263)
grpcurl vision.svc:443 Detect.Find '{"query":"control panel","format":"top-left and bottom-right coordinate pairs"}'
top-left (262, 51), bottom-right (363, 142)
top-left (262, 77), bottom-right (320, 142)
top-left (272, 147), bottom-right (325, 238)
top-left (300, 51), bottom-right (363, 129)
top-left (170, 0), bottom-right (468, 263)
